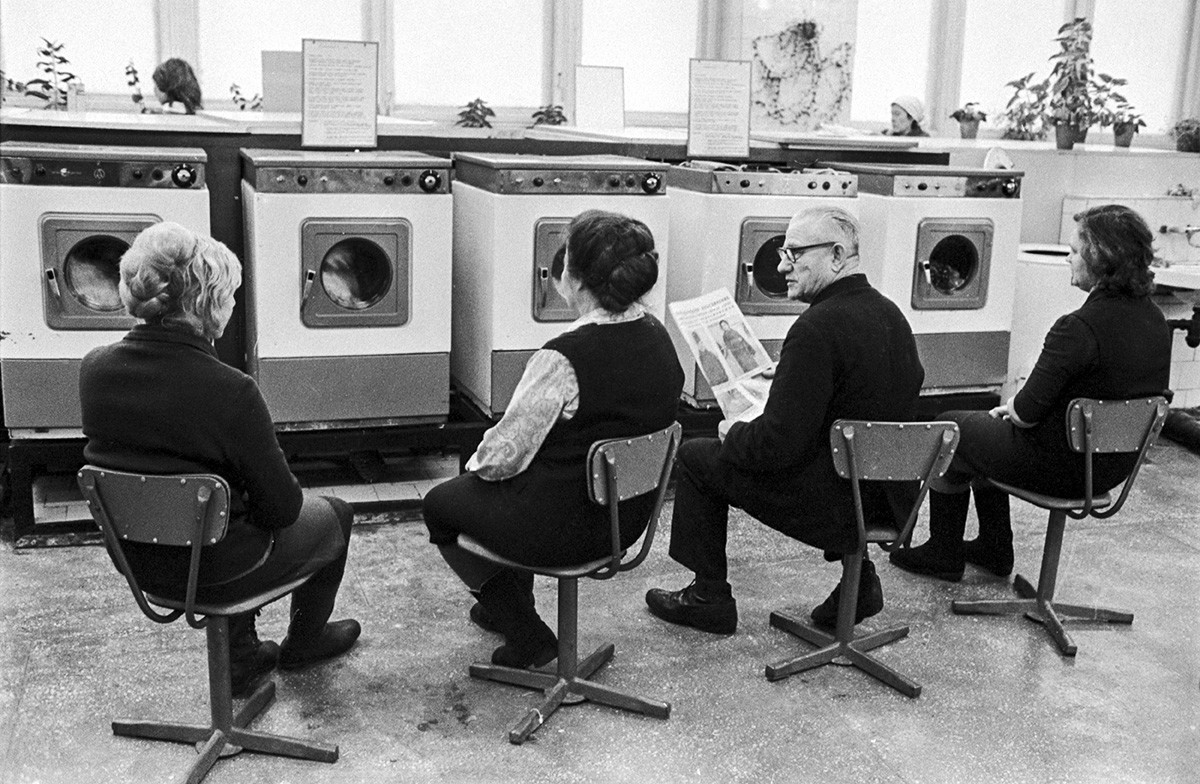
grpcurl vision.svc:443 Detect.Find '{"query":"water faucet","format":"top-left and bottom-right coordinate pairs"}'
top-left (1159, 224), bottom-right (1200, 237)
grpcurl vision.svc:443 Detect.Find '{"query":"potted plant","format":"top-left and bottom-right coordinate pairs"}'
top-left (999, 72), bottom-right (1050, 141)
top-left (1171, 119), bottom-right (1200, 153)
top-left (1090, 73), bottom-right (1142, 147)
top-left (1046, 18), bottom-right (1098, 150)
top-left (456, 97), bottom-right (495, 128)
top-left (950, 103), bottom-right (987, 139)
top-left (1109, 106), bottom-right (1145, 148)
top-left (24, 38), bottom-right (76, 110)
top-left (531, 104), bottom-right (567, 126)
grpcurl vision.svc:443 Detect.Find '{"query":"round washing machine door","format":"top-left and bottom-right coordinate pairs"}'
top-left (300, 218), bottom-right (409, 328)
top-left (911, 217), bottom-right (993, 310)
top-left (39, 214), bottom-right (152, 330)
top-left (736, 218), bottom-right (806, 316)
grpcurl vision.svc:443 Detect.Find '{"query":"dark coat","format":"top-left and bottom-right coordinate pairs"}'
top-left (80, 324), bottom-right (303, 585)
top-left (719, 274), bottom-right (925, 552)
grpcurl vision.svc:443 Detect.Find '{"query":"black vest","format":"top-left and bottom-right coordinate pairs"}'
top-left (536, 314), bottom-right (683, 469)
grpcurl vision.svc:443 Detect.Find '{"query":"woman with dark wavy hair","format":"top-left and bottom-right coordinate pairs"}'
top-left (152, 58), bottom-right (203, 114)
top-left (423, 210), bottom-right (683, 669)
top-left (891, 204), bottom-right (1172, 582)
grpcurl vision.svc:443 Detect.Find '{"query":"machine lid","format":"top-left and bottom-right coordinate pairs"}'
top-left (0, 141), bottom-right (206, 163)
top-left (827, 161), bottom-right (1025, 179)
top-left (453, 152), bottom-right (657, 171)
top-left (240, 148), bottom-right (450, 168)
top-left (669, 161), bottom-right (858, 196)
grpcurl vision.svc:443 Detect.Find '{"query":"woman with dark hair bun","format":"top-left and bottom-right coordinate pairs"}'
top-left (152, 57), bottom-right (203, 114)
top-left (891, 203), bottom-right (1172, 582)
top-left (423, 209), bottom-right (683, 669)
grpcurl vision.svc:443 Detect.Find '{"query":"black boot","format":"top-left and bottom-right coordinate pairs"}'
top-left (964, 484), bottom-right (1014, 576)
top-left (889, 490), bottom-right (968, 582)
top-left (477, 569), bottom-right (557, 669)
top-left (468, 571), bottom-right (533, 634)
top-left (229, 610), bottom-right (279, 697)
top-left (810, 557), bottom-right (884, 629)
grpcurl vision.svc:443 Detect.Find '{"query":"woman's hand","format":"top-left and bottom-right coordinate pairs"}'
top-left (989, 402), bottom-right (1010, 420)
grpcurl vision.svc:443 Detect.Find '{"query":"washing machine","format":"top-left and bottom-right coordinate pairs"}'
top-left (665, 161), bottom-right (859, 405)
top-left (1002, 243), bottom-right (1083, 401)
top-left (451, 153), bottom-right (670, 416)
top-left (0, 142), bottom-right (209, 437)
top-left (240, 148), bottom-right (452, 429)
top-left (828, 162), bottom-right (1024, 395)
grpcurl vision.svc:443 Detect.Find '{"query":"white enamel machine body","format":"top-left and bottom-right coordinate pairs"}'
top-left (829, 162), bottom-right (1024, 395)
top-left (451, 152), bottom-right (670, 417)
top-left (0, 141), bottom-right (209, 437)
top-left (240, 148), bottom-right (452, 429)
top-left (665, 161), bottom-right (859, 406)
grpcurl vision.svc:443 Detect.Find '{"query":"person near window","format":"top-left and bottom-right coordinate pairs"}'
top-left (152, 57), bottom-right (203, 114)
top-left (423, 210), bottom-right (683, 670)
top-left (883, 94), bottom-right (929, 137)
top-left (644, 206), bottom-right (925, 635)
top-left (79, 222), bottom-right (360, 697)
top-left (890, 204), bottom-right (1173, 581)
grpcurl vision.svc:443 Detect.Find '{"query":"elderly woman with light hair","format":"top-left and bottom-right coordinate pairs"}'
top-left (79, 221), bottom-right (361, 696)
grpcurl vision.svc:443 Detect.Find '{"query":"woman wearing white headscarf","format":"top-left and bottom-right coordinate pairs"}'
top-left (884, 94), bottom-right (929, 137)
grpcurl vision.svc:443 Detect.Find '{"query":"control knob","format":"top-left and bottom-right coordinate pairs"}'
top-left (641, 173), bottom-right (662, 193)
top-left (383, 174), bottom-right (395, 186)
top-left (171, 163), bottom-right (196, 188)
top-left (296, 174), bottom-right (309, 186)
top-left (607, 174), bottom-right (621, 187)
top-left (418, 170), bottom-right (442, 192)
top-left (1000, 178), bottom-right (1019, 197)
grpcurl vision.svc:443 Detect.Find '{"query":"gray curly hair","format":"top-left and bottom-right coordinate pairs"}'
top-left (119, 222), bottom-right (241, 341)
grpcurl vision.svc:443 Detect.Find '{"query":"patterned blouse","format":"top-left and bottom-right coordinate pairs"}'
top-left (466, 303), bottom-right (649, 481)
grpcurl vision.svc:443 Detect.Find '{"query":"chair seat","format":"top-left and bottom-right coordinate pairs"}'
top-left (458, 535), bottom-right (623, 579)
top-left (146, 575), bottom-right (311, 618)
top-left (987, 478), bottom-right (1112, 512)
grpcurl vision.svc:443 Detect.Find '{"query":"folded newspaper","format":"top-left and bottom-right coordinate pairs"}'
top-left (668, 288), bottom-right (774, 422)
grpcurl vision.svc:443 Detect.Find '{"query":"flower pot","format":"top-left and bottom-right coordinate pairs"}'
top-left (958, 119), bottom-right (980, 139)
top-left (1112, 123), bottom-right (1135, 148)
top-left (1054, 123), bottom-right (1087, 150)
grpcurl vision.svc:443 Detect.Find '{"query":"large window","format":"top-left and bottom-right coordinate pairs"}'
top-left (581, 0), bottom-right (697, 114)
top-left (850, 0), bottom-right (931, 124)
top-left (960, 1), bottom-right (1063, 125)
top-left (1090, 0), bottom-right (1188, 133)
top-left (393, 0), bottom-right (543, 107)
top-left (197, 0), bottom-right (361, 107)
top-left (0, 0), bottom-right (156, 96)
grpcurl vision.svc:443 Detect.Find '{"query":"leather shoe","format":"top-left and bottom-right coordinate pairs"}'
top-left (645, 582), bottom-right (737, 634)
top-left (810, 559), bottom-right (884, 630)
top-left (964, 538), bottom-right (1014, 577)
top-left (888, 542), bottom-right (965, 582)
top-left (279, 619), bottom-right (362, 670)
top-left (491, 623), bottom-right (558, 669)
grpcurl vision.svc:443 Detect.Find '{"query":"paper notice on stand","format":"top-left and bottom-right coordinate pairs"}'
top-left (668, 288), bottom-right (775, 422)
top-left (687, 59), bottom-right (751, 159)
top-left (574, 65), bottom-right (625, 132)
top-left (301, 39), bottom-right (378, 148)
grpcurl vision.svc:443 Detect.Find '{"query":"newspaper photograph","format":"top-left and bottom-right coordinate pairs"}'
top-left (668, 288), bottom-right (774, 422)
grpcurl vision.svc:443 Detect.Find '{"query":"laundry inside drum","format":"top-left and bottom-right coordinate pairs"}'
top-left (321, 237), bottom-right (393, 309)
top-left (753, 234), bottom-right (790, 298)
top-left (63, 235), bottom-right (128, 311)
top-left (926, 234), bottom-right (978, 294)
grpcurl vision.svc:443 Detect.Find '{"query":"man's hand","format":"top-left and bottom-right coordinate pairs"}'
top-left (717, 419), bottom-right (733, 442)
top-left (759, 364), bottom-right (777, 380)
top-left (989, 402), bottom-right (1010, 420)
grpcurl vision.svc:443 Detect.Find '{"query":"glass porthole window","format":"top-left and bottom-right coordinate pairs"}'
top-left (63, 235), bottom-right (128, 312)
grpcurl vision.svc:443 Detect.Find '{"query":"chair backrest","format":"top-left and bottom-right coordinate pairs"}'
top-left (584, 422), bottom-right (683, 578)
top-left (1064, 396), bottom-right (1169, 518)
top-left (77, 466), bottom-right (232, 628)
top-left (829, 420), bottom-right (960, 551)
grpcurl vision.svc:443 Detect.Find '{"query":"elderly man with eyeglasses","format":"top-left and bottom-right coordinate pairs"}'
top-left (646, 205), bottom-right (925, 634)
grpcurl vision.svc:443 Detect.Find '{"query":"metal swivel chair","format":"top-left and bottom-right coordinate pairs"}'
top-left (952, 396), bottom-right (1169, 656)
top-left (77, 466), bottom-right (339, 784)
top-left (766, 420), bottom-right (960, 697)
top-left (459, 421), bottom-right (682, 745)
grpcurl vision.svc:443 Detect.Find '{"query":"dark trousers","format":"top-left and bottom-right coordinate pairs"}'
top-left (192, 494), bottom-right (353, 638)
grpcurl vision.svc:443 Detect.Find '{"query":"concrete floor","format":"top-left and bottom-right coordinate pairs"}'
top-left (2, 438), bottom-right (1198, 784)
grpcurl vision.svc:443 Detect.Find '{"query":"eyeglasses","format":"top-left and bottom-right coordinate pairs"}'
top-left (777, 241), bottom-right (837, 266)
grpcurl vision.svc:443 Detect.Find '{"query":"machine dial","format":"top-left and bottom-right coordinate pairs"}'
top-left (418, 169), bottom-right (442, 192)
top-left (641, 172), bottom-right (662, 193)
top-left (171, 163), bottom-right (196, 188)
top-left (1000, 178), bottom-right (1019, 197)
